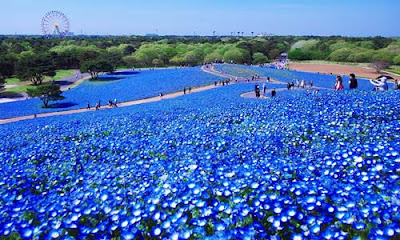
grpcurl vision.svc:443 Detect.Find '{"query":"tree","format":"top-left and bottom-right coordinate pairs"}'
top-left (27, 83), bottom-right (65, 108)
top-left (328, 48), bottom-right (354, 62)
top-left (152, 59), bottom-right (164, 67)
top-left (223, 48), bottom-right (250, 64)
top-left (204, 52), bottom-right (223, 63)
top-left (288, 49), bottom-right (312, 61)
top-left (15, 53), bottom-right (56, 85)
top-left (393, 55), bottom-right (400, 65)
top-left (0, 55), bottom-right (16, 86)
top-left (80, 60), bottom-right (114, 80)
top-left (183, 51), bottom-right (203, 66)
top-left (370, 61), bottom-right (390, 73)
top-left (252, 52), bottom-right (269, 64)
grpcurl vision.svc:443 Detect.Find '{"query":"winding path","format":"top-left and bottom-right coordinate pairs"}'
top-left (0, 65), bottom-right (293, 125)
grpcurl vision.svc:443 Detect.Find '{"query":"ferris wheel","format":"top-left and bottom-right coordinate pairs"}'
top-left (41, 11), bottom-right (70, 37)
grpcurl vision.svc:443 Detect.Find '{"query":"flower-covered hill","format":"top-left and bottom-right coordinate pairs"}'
top-left (214, 64), bottom-right (393, 91)
top-left (0, 67), bottom-right (223, 120)
top-left (1, 84), bottom-right (400, 239)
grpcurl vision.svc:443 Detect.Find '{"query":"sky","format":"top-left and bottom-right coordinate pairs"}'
top-left (0, 0), bottom-right (399, 37)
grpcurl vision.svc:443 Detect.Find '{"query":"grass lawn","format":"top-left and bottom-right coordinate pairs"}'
top-left (2, 85), bottom-right (35, 95)
top-left (384, 66), bottom-right (400, 75)
top-left (4, 70), bottom-right (75, 87)
top-left (48, 69), bottom-right (75, 81)
top-left (5, 78), bottom-right (21, 84)
top-left (293, 60), bottom-right (370, 67)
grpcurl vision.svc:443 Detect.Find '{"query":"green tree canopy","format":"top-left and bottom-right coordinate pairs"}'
top-left (393, 55), bottom-right (400, 65)
top-left (328, 48), bottom-right (355, 62)
top-left (15, 53), bottom-right (56, 85)
top-left (27, 83), bottom-right (65, 108)
top-left (80, 60), bottom-right (114, 80)
top-left (204, 52), bottom-right (223, 63)
top-left (252, 52), bottom-right (269, 64)
top-left (152, 59), bottom-right (164, 67)
top-left (0, 55), bottom-right (17, 84)
top-left (223, 48), bottom-right (250, 64)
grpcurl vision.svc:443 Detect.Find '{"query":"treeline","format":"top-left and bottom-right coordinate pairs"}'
top-left (288, 36), bottom-right (400, 65)
top-left (1, 35), bottom-right (400, 85)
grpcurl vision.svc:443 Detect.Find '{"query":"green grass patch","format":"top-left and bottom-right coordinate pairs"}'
top-left (384, 66), bottom-right (400, 76)
top-left (5, 78), bottom-right (21, 84)
top-left (4, 70), bottom-right (75, 86)
top-left (292, 60), bottom-right (369, 67)
top-left (3, 85), bottom-right (35, 95)
top-left (45, 69), bottom-right (75, 81)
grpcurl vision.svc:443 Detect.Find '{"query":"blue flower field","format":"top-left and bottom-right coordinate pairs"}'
top-left (1, 66), bottom-right (400, 239)
top-left (0, 67), bottom-right (223, 120)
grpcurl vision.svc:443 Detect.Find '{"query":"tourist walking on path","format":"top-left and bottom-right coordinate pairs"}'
top-left (271, 89), bottom-right (276, 97)
top-left (263, 83), bottom-right (266, 95)
top-left (87, 102), bottom-right (90, 110)
top-left (255, 84), bottom-right (261, 98)
top-left (334, 76), bottom-right (344, 90)
top-left (349, 73), bottom-right (358, 89)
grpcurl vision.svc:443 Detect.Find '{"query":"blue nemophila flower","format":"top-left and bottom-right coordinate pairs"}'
top-left (1, 69), bottom-right (400, 239)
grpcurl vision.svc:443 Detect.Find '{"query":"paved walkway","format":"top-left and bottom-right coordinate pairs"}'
top-left (0, 70), bottom-right (91, 103)
top-left (0, 65), bottom-right (291, 125)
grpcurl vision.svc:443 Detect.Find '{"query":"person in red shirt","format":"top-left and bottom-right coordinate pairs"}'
top-left (334, 76), bottom-right (344, 90)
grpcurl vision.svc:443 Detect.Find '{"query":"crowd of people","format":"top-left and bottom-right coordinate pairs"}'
top-left (214, 79), bottom-right (232, 86)
top-left (334, 73), bottom-right (399, 91)
top-left (254, 83), bottom-right (276, 98)
top-left (286, 79), bottom-right (313, 90)
top-left (87, 98), bottom-right (118, 111)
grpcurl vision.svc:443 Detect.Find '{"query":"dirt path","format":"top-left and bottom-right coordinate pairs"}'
top-left (289, 62), bottom-right (399, 80)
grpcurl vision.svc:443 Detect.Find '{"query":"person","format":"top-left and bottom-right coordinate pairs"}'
top-left (349, 73), bottom-right (358, 89)
top-left (271, 89), bottom-right (276, 97)
top-left (255, 84), bottom-right (260, 98)
top-left (183, 87), bottom-right (186, 94)
top-left (87, 102), bottom-right (91, 109)
top-left (301, 79), bottom-right (306, 88)
top-left (334, 76), bottom-right (344, 90)
top-left (370, 76), bottom-right (388, 91)
top-left (114, 98), bottom-right (118, 107)
top-left (394, 79), bottom-right (399, 90)
top-left (309, 80), bottom-right (313, 88)
top-left (296, 79), bottom-right (300, 88)
top-left (263, 83), bottom-right (266, 95)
